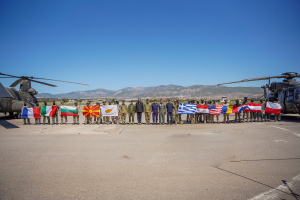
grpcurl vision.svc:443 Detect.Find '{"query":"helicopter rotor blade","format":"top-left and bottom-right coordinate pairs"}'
top-left (217, 75), bottom-right (287, 86)
top-left (29, 79), bottom-right (57, 87)
top-left (31, 77), bottom-right (89, 86)
top-left (9, 78), bottom-right (23, 87)
top-left (0, 73), bottom-right (22, 79)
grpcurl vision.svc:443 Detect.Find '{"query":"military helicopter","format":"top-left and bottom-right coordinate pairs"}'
top-left (217, 72), bottom-right (300, 115)
top-left (0, 73), bottom-right (88, 118)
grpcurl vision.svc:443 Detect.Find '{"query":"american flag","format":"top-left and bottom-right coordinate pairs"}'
top-left (177, 103), bottom-right (196, 115)
top-left (208, 104), bottom-right (223, 115)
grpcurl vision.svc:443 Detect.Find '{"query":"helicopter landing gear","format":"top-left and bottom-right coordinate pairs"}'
top-left (14, 114), bottom-right (21, 119)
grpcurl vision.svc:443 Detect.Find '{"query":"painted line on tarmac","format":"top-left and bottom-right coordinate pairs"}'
top-left (249, 173), bottom-right (300, 200)
top-left (269, 125), bottom-right (300, 138)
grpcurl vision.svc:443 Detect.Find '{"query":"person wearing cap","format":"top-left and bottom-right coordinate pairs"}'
top-left (174, 99), bottom-right (182, 125)
top-left (151, 99), bottom-right (159, 125)
top-left (52, 101), bottom-right (59, 125)
top-left (60, 101), bottom-right (67, 125)
top-left (135, 98), bottom-right (143, 125)
top-left (274, 97), bottom-right (281, 122)
top-left (262, 98), bottom-right (270, 122)
top-left (22, 102), bottom-right (31, 125)
top-left (166, 99), bottom-right (174, 125)
top-left (42, 101), bottom-right (50, 125)
top-left (102, 100), bottom-right (108, 124)
top-left (234, 100), bottom-right (241, 123)
top-left (242, 97), bottom-right (250, 123)
top-left (257, 100), bottom-right (264, 122)
top-left (249, 98), bottom-right (256, 122)
top-left (119, 100), bottom-right (128, 125)
top-left (144, 99), bottom-right (152, 125)
top-left (35, 102), bottom-right (41, 125)
top-left (128, 100), bottom-right (135, 125)
top-left (73, 101), bottom-right (80, 124)
top-left (223, 99), bottom-right (230, 124)
top-left (158, 99), bottom-right (166, 125)
top-left (93, 101), bottom-right (101, 125)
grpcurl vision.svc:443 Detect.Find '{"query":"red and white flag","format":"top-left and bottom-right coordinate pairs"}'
top-left (247, 102), bottom-right (262, 113)
top-left (265, 102), bottom-right (282, 114)
top-left (196, 105), bottom-right (209, 114)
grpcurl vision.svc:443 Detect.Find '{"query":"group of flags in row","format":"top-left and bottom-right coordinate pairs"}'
top-left (178, 102), bottom-right (282, 115)
top-left (22, 105), bottom-right (118, 119)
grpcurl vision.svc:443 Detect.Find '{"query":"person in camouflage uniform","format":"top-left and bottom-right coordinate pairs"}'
top-left (35, 102), bottom-right (41, 125)
top-left (186, 100), bottom-right (190, 123)
top-left (111, 100), bottom-right (116, 124)
top-left (206, 100), bottom-right (212, 124)
top-left (195, 100), bottom-right (200, 124)
top-left (223, 99), bottom-right (230, 124)
top-left (42, 101), bottom-right (50, 125)
top-left (257, 100), bottom-right (264, 122)
top-left (60, 101), bottom-right (67, 125)
top-left (158, 99), bottom-right (166, 125)
top-left (242, 97), bottom-right (250, 123)
top-left (84, 101), bottom-right (91, 125)
top-left (52, 101), bottom-right (59, 125)
top-left (190, 100), bottom-right (196, 125)
top-left (73, 101), bottom-right (80, 125)
top-left (274, 97), bottom-right (281, 121)
top-left (199, 99), bottom-right (205, 123)
top-left (93, 101), bottom-right (101, 124)
top-left (144, 99), bottom-right (152, 125)
top-left (127, 100), bottom-right (135, 125)
top-left (210, 100), bottom-right (220, 124)
top-left (116, 100), bottom-right (121, 124)
top-left (119, 100), bottom-right (127, 125)
top-left (22, 102), bottom-right (31, 125)
top-left (249, 98), bottom-right (256, 122)
top-left (234, 100), bottom-right (241, 123)
top-left (173, 99), bottom-right (181, 125)
top-left (102, 100), bottom-right (107, 124)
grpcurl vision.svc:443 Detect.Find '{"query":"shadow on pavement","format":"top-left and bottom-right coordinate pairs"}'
top-left (0, 116), bottom-right (20, 129)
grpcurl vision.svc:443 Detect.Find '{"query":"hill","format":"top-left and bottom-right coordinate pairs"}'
top-left (37, 84), bottom-right (263, 99)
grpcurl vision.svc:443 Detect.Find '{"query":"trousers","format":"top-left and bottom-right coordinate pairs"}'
top-left (152, 112), bottom-right (158, 123)
top-left (128, 113), bottom-right (134, 123)
top-left (137, 112), bottom-right (142, 123)
top-left (159, 113), bottom-right (165, 124)
top-left (167, 112), bottom-right (173, 124)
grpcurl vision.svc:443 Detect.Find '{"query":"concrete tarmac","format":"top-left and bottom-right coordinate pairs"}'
top-left (0, 112), bottom-right (300, 200)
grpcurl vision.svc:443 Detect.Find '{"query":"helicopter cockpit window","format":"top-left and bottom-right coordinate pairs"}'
top-left (286, 90), bottom-right (294, 102)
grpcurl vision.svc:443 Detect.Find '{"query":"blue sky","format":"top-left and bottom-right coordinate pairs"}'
top-left (0, 0), bottom-right (299, 94)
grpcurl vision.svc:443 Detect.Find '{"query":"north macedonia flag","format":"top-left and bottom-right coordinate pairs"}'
top-left (82, 106), bottom-right (100, 117)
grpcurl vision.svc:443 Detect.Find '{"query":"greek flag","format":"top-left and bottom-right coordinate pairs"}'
top-left (177, 103), bottom-right (196, 114)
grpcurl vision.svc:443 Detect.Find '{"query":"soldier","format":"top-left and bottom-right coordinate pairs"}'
top-left (166, 99), bottom-right (174, 125)
top-left (51, 101), bottom-right (59, 125)
top-left (60, 101), bottom-right (67, 125)
top-left (173, 100), bottom-right (179, 125)
top-left (102, 100), bottom-right (108, 124)
top-left (203, 100), bottom-right (209, 124)
top-left (22, 102), bottom-right (30, 125)
top-left (158, 99), bottom-right (166, 125)
top-left (177, 100), bottom-right (183, 124)
top-left (119, 100), bottom-right (127, 125)
top-left (151, 99), bottom-right (158, 125)
top-left (242, 97), bottom-right (250, 123)
top-left (257, 100), bottom-right (264, 122)
top-left (112, 100), bottom-right (117, 124)
top-left (35, 102), bottom-right (41, 125)
top-left (84, 101), bottom-right (91, 125)
top-left (210, 100), bottom-right (220, 124)
top-left (144, 99), bottom-right (152, 125)
top-left (195, 100), bottom-right (199, 124)
top-left (93, 101), bottom-right (101, 124)
top-left (199, 99), bottom-right (205, 123)
top-left (190, 100), bottom-right (196, 125)
top-left (135, 98), bottom-right (143, 125)
top-left (223, 99), bottom-right (230, 124)
top-left (274, 97), bottom-right (281, 121)
top-left (116, 100), bottom-right (120, 124)
top-left (128, 100), bottom-right (135, 125)
top-left (262, 99), bottom-right (270, 122)
top-left (42, 101), bottom-right (50, 125)
top-left (249, 98), bottom-right (256, 122)
top-left (73, 101), bottom-right (80, 125)
top-left (186, 100), bottom-right (190, 123)
top-left (234, 100), bottom-right (241, 123)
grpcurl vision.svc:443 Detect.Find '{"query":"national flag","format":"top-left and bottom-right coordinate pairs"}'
top-left (61, 105), bottom-right (78, 116)
top-left (177, 103), bottom-right (196, 115)
top-left (196, 105), bottom-right (209, 114)
top-left (247, 102), bottom-right (262, 113)
top-left (209, 104), bottom-right (223, 115)
top-left (238, 105), bottom-right (251, 113)
top-left (265, 102), bottom-right (282, 114)
top-left (100, 105), bottom-right (118, 116)
top-left (41, 106), bottom-right (58, 117)
top-left (22, 107), bottom-right (40, 118)
top-left (82, 106), bottom-right (101, 117)
top-left (221, 105), bottom-right (234, 114)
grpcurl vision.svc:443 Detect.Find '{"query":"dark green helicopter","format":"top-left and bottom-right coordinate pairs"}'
top-left (218, 72), bottom-right (300, 115)
top-left (0, 73), bottom-right (88, 118)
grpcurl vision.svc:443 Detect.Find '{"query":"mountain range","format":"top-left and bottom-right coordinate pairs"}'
top-left (37, 84), bottom-right (263, 99)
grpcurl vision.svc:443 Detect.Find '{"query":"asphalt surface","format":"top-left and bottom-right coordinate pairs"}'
top-left (0, 112), bottom-right (300, 200)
